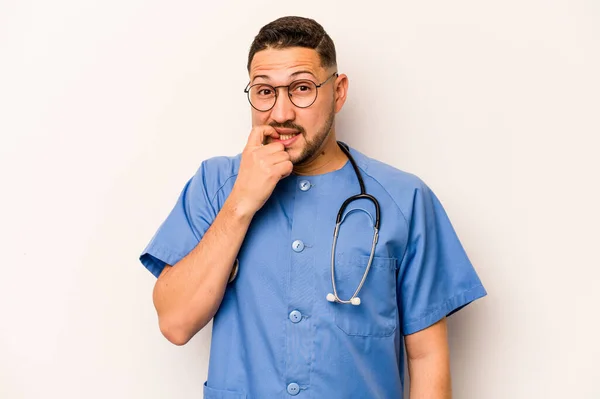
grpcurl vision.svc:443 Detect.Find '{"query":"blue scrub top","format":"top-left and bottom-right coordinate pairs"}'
top-left (140, 144), bottom-right (487, 399)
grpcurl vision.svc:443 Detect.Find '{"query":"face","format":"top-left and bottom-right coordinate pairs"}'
top-left (248, 47), bottom-right (347, 165)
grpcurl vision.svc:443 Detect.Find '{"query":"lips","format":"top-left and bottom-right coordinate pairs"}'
top-left (273, 127), bottom-right (300, 141)
top-left (274, 127), bottom-right (298, 134)
top-left (272, 132), bottom-right (300, 147)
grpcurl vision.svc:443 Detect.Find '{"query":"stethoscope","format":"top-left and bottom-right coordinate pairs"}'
top-left (228, 142), bottom-right (381, 307)
top-left (326, 141), bottom-right (381, 306)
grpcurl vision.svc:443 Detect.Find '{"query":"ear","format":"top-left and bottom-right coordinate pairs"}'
top-left (333, 73), bottom-right (349, 113)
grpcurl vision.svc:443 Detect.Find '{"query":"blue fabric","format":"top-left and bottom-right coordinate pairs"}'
top-left (140, 144), bottom-right (487, 398)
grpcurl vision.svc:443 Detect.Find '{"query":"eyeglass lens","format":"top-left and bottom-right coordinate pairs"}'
top-left (248, 80), bottom-right (318, 111)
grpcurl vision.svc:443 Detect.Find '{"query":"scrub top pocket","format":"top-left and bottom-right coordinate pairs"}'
top-left (330, 255), bottom-right (398, 337)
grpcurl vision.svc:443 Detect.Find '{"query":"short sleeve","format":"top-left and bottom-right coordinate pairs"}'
top-left (139, 162), bottom-right (217, 278)
top-left (398, 181), bottom-right (487, 335)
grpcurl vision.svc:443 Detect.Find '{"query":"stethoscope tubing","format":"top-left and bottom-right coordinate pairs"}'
top-left (327, 142), bottom-right (381, 306)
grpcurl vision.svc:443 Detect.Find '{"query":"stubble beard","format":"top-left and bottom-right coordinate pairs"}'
top-left (292, 106), bottom-right (336, 166)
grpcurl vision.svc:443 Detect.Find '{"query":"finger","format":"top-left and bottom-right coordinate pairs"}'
top-left (272, 160), bottom-right (294, 178)
top-left (258, 141), bottom-right (286, 155)
top-left (265, 150), bottom-right (291, 164)
top-left (246, 125), bottom-right (279, 147)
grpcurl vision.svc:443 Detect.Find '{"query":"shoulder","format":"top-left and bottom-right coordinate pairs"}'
top-left (348, 144), bottom-right (429, 198)
top-left (347, 145), bottom-right (442, 231)
top-left (189, 152), bottom-right (242, 202)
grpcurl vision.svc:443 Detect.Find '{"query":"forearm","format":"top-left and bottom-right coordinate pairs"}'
top-left (407, 351), bottom-right (451, 399)
top-left (152, 193), bottom-right (254, 345)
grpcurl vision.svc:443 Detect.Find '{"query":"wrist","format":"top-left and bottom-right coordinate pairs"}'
top-left (224, 191), bottom-right (257, 222)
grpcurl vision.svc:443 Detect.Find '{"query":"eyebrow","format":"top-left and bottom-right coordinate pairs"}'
top-left (251, 70), bottom-right (317, 83)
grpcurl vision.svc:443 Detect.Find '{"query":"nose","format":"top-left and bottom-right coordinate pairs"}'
top-left (270, 88), bottom-right (296, 123)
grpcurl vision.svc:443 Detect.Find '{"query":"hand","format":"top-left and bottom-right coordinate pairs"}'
top-left (230, 125), bottom-right (293, 216)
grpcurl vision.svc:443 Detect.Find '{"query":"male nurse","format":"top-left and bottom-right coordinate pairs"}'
top-left (140, 16), bottom-right (487, 399)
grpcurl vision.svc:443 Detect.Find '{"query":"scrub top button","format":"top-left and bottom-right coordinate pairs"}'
top-left (299, 180), bottom-right (311, 191)
top-left (292, 240), bottom-right (305, 252)
top-left (287, 382), bottom-right (300, 395)
top-left (289, 310), bottom-right (302, 323)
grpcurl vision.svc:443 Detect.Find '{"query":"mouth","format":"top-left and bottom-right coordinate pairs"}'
top-left (272, 131), bottom-right (301, 146)
top-left (278, 133), bottom-right (299, 141)
top-left (272, 128), bottom-right (301, 144)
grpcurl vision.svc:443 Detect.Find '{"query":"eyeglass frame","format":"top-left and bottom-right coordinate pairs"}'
top-left (243, 72), bottom-right (339, 112)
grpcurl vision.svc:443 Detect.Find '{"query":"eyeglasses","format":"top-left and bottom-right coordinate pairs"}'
top-left (244, 72), bottom-right (338, 112)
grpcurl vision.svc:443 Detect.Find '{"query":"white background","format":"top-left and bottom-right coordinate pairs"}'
top-left (1, 1), bottom-right (599, 398)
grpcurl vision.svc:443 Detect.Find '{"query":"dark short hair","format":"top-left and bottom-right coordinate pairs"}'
top-left (247, 16), bottom-right (337, 72)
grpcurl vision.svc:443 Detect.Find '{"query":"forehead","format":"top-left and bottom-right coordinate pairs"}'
top-left (249, 47), bottom-right (323, 81)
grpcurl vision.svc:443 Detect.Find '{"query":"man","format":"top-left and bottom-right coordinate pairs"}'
top-left (140, 16), bottom-right (486, 399)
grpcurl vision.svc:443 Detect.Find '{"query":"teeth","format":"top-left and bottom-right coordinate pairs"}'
top-left (280, 134), bottom-right (296, 141)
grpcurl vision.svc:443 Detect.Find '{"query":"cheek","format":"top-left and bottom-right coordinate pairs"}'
top-left (251, 110), bottom-right (269, 126)
top-left (298, 109), bottom-right (326, 132)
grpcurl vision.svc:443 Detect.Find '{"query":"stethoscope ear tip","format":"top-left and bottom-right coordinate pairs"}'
top-left (326, 293), bottom-right (362, 306)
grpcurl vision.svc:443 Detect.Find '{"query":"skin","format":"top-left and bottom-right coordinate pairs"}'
top-left (248, 47), bottom-right (349, 176)
top-left (152, 46), bottom-right (451, 398)
top-left (406, 317), bottom-right (452, 398)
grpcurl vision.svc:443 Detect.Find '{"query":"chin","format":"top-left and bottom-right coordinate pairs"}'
top-left (288, 152), bottom-right (303, 166)
top-left (290, 149), bottom-right (315, 166)
top-left (285, 144), bottom-right (304, 164)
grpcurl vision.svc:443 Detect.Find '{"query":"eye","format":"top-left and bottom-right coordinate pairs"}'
top-left (291, 81), bottom-right (315, 94)
top-left (257, 87), bottom-right (273, 96)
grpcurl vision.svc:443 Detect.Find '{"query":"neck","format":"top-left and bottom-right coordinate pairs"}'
top-left (293, 132), bottom-right (348, 176)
